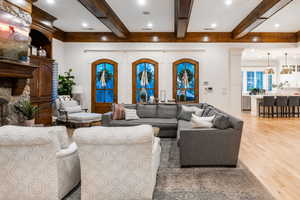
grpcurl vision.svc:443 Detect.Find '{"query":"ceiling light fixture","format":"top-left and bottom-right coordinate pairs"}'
top-left (82, 22), bottom-right (88, 27)
top-left (147, 22), bottom-right (153, 28)
top-left (264, 52), bottom-right (274, 74)
top-left (252, 37), bottom-right (259, 42)
top-left (101, 36), bottom-right (108, 41)
top-left (46, 0), bottom-right (55, 4)
top-left (203, 36), bottom-right (209, 42)
top-left (211, 23), bottom-right (217, 28)
top-left (225, 0), bottom-right (233, 6)
top-left (152, 36), bottom-right (159, 42)
top-left (281, 53), bottom-right (292, 74)
top-left (274, 23), bottom-right (280, 28)
top-left (138, 0), bottom-right (146, 6)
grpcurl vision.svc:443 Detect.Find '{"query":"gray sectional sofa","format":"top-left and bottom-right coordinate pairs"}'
top-left (102, 103), bottom-right (243, 167)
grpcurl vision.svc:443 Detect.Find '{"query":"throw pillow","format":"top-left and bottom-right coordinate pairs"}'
top-left (64, 105), bottom-right (82, 113)
top-left (112, 104), bottom-right (125, 120)
top-left (61, 100), bottom-right (79, 110)
top-left (125, 108), bottom-right (140, 120)
top-left (191, 114), bottom-right (214, 128)
top-left (213, 113), bottom-right (232, 129)
top-left (177, 105), bottom-right (204, 121)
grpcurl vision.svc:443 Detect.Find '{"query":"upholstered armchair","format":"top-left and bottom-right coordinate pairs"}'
top-left (74, 125), bottom-right (161, 200)
top-left (56, 95), bottom-right (102, 127)
top-left (0, 126), bottom-right (80, 200)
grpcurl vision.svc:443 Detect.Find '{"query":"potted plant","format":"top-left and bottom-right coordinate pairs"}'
top-left (14, 100), bottom-right (39, 126)
top-left (58, 69), bottom-right (76, 96)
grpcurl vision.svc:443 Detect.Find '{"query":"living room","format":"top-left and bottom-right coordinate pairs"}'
top-left (0, 0), bottom-right (300, 200)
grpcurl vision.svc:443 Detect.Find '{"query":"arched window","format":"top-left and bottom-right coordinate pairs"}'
top-left (132, 59), bottom-right (159, 104)
top-left (91, 59), bottom-right (118, 113)
top-left (173, 59), bottom-right (199, 103)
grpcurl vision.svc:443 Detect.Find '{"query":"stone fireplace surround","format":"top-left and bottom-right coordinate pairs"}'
top-left (0, 84), bottom-right (30, 125)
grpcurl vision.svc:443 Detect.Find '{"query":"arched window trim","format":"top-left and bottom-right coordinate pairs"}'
top-left (91, 59), bottom-right (118, 113)
top-left (132, 58), bottom-right (159, 104)
top-left (172, 58), bottom-right (199, 103)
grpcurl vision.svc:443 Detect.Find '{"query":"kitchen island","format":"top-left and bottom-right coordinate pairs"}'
top-left (249, 93), bottom-right (300, 116)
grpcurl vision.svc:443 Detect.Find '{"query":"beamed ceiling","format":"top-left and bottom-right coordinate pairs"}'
top-left (34, 0), bottom-right (300, 42)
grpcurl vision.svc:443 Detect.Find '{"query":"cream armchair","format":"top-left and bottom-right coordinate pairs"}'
top-left (0, 126), bottom-right (80, 200)
top-left (74, 125), bottom-right (161, 200)
top-left (55, 95), bottom-right (101, 127)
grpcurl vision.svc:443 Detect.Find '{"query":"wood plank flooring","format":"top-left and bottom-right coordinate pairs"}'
top-left (239, 112), bottom-right (300, 200)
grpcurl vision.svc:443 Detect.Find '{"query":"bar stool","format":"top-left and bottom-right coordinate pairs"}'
top-left (276, 96), bottom-right (288, 117)
top-left (288, 96), bottom-right (300, 117)
top-left (259, 96), bottom-right (275, 118)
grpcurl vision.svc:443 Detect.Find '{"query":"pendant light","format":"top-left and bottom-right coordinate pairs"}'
top-left (264, 52), bottom-right (274, 74)
top-left (280, 53), bottom-right (292, 74)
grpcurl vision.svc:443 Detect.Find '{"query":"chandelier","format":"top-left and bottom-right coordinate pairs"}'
top-left (264, 52), bottom-right (274, 74)
top-left (280, 53), bottom-right (292, 74)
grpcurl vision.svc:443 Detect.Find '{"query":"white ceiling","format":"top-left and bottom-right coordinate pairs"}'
top-left (243, 48), bottom-right (300, 61)
top-left (34, 0), bottom-right (110, 32)
top-left (253, 0), bottom-right (300, 32)
top-left (34, 0), bottom-right (300, 33)
top-left (188, 0), bottom-right (262, 32)
top-left (107, 0), bottom-right (174, 32)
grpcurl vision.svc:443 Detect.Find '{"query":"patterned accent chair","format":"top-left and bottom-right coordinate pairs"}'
top-left (0, 126), bottom-right (81, 200)
top-left (74, 125), bottom-right (161, 200)
top-left (56, 95), bottom-right (102, 127)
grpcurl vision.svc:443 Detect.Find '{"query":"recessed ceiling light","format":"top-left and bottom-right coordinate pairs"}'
top-left (225, 0), bottom-right (232, 6)
top-left (203, 36), bottom-right (209, 42)
top-left (46, 0), bottom-right (55, 4)
top-left (138, 0), bottom-right (146, 6)
top-left (274, 23), bottom-right (280, 28)
top-left (82, 22), bottom-right (88, 27)
top-left (211, 23), bottom-right (217, 28)
top-left (101, 36), bottom-right (108, 41)
top-left (147, 22), bottom-right (153, 28)
top-left (152, 36), bottom-right (159, 42)
top-left (252, 37), bottom-right (259, 42)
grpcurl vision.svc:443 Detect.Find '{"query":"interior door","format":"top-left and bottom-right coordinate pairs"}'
top-left (91, 59), bottom-right (118, 113)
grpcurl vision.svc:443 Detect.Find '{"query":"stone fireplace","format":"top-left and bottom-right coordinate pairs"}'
top-left (0, 83), bottom-right (30, 125)
top-left (0, 60), bottom-right (36, 126)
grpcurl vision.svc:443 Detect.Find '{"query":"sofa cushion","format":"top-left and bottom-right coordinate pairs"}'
top-left (137, 104), bottom-right (157, 118)
top-left (212, 113), bottom-right (232, 129)
top-left (157, 104), bottom-right (177, 118)
top-left (125, 108), bottom-right (140, 120)
top-left (110, 118), bottom-right (177, 129)
top-left (112, 104), bottom-right (125, 120)
top-left (177, 105), bottom-right (203, 121)
top-left (202, 106), bottom-right (216, 116)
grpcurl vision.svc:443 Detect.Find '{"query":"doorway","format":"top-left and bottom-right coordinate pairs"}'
top-left (91, 59), bottom-right (118, 113)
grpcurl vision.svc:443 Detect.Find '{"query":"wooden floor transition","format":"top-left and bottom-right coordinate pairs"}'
top-left (239, 112), bottom-right (300, 200)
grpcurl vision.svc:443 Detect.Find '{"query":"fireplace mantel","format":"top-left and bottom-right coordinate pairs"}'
top-left (0, 60), bottom-right (37, 96)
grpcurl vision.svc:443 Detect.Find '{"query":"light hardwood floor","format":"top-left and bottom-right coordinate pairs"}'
top-left (239, 113), bottom-right (300, 200)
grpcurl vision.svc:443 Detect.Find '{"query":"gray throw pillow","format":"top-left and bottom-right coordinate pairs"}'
top-left (177, 110), bottom-right (193, 121)
top-left (213, 113), bottom-right (231, 129)
top-left (202, 106), bottom-right (214, 116)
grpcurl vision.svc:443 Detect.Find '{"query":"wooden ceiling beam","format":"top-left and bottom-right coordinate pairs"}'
top-left (232, 0), bottom-right (294, 39)
top-left (62, 32), bottom-right (297, 43)
top-left (78, 0), bottom-right (129, 38)
top-left (175, 0), bottom-right (194, 38)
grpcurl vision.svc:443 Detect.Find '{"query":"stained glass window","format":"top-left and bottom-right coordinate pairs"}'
top-left (133, 59), bottom-right (158, 103)
top-left (95, 62), bottom-right (115, 103)
top-left (173, 59), bottom-right (199, 102)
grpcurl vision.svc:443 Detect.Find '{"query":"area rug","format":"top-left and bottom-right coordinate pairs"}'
top-left (64, 139), bottom-right (275, 200)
